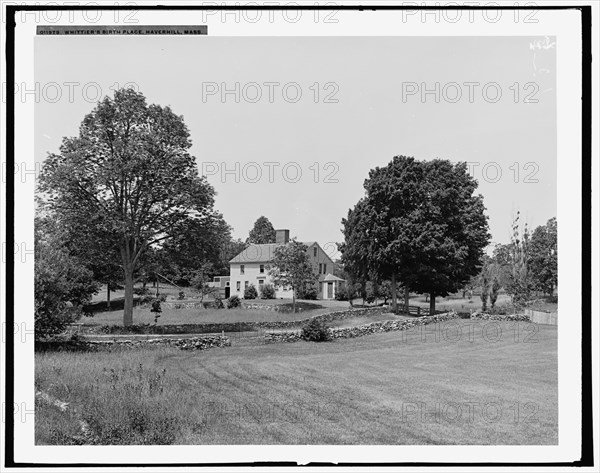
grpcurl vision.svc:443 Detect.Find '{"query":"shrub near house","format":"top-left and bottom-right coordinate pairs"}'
top-left (244, 284), bottom-right (258, 300)
top-left (260, 283), bottom-right (276, 299)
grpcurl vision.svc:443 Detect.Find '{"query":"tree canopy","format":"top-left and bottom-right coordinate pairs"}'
top-left (341, 156), bottom-right (490, 313)
top-left (528, 217), bottom-right (557, 295)
top-left (247, 216), bottom-right (276, 244)
top-left (158, 211), bottom-right (234, 285)
top-left (39, 88), bottom-right (216, 326)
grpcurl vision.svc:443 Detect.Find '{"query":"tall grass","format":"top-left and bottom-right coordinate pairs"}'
top-left (36, 347), bottom-right (203, 445)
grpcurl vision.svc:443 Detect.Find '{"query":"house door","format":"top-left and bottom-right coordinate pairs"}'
top-left (327, 282), bottom-right (333, 299)
top-left (225, 287), bottom-right (230, 298)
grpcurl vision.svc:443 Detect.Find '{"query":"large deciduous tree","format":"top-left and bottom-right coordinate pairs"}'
top-left (39, 88), bottom-right (215, 326)
top-left (341, 156), bottom-right (490, 314)
top-left (268, 239), bottom-right (318, 312)
top-left (247, 216), bottom-right (276, 244)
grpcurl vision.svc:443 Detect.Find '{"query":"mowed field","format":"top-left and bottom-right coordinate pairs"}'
top-left (36, 320), bottom-right (557, 445)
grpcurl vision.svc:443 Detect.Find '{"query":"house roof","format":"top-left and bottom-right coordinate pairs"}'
top-left (229, 241), bottom-right (320, 264)
top-left (229, 244), bottom-right (278, 263)
top-left (323, 273), bottom-right (345, 282)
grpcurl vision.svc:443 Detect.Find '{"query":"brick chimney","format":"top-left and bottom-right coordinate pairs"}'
top-left (275, 229), bottom-right (290, 244)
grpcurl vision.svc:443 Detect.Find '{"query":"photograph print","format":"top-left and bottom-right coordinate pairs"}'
top-left (4, 2), bottom-right (594, 469)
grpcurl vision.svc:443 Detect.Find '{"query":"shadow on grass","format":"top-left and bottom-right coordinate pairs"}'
top-left (278, 301), bottom-right (324, 312)
top-left (83, 296), bottom-right (145, 315)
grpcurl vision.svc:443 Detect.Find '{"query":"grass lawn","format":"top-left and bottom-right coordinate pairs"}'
top-left (83, 307), bottom-right (311, 326)
top-left (90, 283), bottom-right (200, 303)
top-left (406, 294), bottom-right (512, 312)
top-left (79, 301), bottom-right (350, 325)
top-left (36, 319), bottom-right (557, 445)
top-left (81, 299), bottom-right (353, 327)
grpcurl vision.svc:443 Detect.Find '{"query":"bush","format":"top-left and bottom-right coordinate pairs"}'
top-left (335, 291), bottom-right (348, 301)
top-left (177, 291), bottom-right (185, 300)
top-left (301, 318), bottom-right (331, 342)
top-left (297, 285), bottom-right (318, 300)
top-left (35, 332), bottom-right (94, 353)
top-left (260, 283), bottom-right (276, 299)
top-left (244, 284), bottom-right (258, 299)
top-left (35, 264), bottom-right (97, 340)
top-left (485, 303), bottom-right (516, 316)
top-left (133, 287), bottom-right (149, 296)
top-left (150, 299), bottom-right (162, 313)
top-left (214, 297), bottom-right (224, 309)
top-left (139, 294), bottom-right (154, 305)
top-left (226, 295), bottom-right (241, 309)
top-left (150, 299), bottom-right (162, 324)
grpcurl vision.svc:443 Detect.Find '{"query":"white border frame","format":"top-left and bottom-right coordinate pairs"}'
top-left (1, 1), bottom-right (597, 470)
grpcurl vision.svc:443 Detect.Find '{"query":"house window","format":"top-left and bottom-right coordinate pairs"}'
top-left (259, 264), bottom-right (265, 273)
top-left (323, 263), bottom-right (327, 274)
top-left (313, 247), bottom-right (317, 257)
top-left (214, 277), bottom-right (220, 283)
top-left (240, 265), bottom-right (245, 275)
top-left (236, 281), bottom-right (241, 291)
top-left (319, 263), bottom-right (322, 273)
top-left (245, 281), bottom-right (249, 289)
top-left (258, 279), bottom-right (264, 287)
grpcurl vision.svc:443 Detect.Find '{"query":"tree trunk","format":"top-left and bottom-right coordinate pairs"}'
top-left (123, 265), bottom-right (134, 326)
top-left (292, 291), bottom-right (296, 313)
top-left (391, 274), bottom-right (398, 313)
top-left (106, 284), bottom-right (111, 310)
top-left (404, 286), bottom-right (410, 314)
top-left (429, 292), bottom-right (436, 315)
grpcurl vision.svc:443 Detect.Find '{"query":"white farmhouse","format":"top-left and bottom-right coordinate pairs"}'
top-left (229, 229), bottom-right (345, 300)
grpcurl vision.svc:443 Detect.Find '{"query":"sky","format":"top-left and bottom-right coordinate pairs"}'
top-left (35, 36), bottom-right (556, 254)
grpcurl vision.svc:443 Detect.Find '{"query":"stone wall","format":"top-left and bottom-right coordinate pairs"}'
top-left (96, 322), bottom-right (257, 335)
top-left (241, 302), bottom-right (294, 312)
top-left (36, 335), bottom-right (231, 352)
top-left (264, 311), bottom-right (458, 344)
top-left (470, 312), bottom-right (531, 322)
